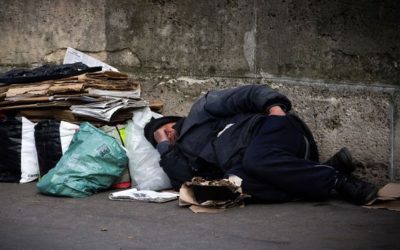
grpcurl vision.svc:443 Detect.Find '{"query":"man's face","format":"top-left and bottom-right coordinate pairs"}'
top-left (158, 122), bottom-right (178, 145)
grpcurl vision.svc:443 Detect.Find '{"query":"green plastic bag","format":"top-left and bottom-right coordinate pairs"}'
top-left (37, 122), bottom-right (128, 198)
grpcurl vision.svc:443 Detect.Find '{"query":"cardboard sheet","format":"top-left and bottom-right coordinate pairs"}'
top-left (179, 176), bottom-right (249, 213)
top-left (0, 70), bottom-right (148, 125)
top-left (364, 183), bottom-right (400, 212)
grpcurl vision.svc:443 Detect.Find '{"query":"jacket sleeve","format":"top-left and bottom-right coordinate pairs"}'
top-left (159, 145), bottom-right (194, 191)
top-left (202, 84), bottom-right (291, 117)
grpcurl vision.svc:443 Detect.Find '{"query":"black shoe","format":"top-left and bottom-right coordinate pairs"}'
top-left (324, 147), bottom-right (356, 174)
top-left (335, 174), bottom-right (378, 205)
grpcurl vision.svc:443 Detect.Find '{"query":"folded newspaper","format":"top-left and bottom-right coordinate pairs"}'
top-left (70, 98), bottom-right (148, 122)
top-left (109, 188), bottom-right (179, 203)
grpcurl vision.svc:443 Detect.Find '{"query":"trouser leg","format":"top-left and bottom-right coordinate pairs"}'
top-left (227, 166), bottom-right (293, 203)
top-left (242, 116), bottom-right (337, 200)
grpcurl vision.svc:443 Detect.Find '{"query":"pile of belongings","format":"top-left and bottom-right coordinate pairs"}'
top-left (0, 62), bottom-right (154, 125)
top-left (0, 51), bottom-right (169, 198)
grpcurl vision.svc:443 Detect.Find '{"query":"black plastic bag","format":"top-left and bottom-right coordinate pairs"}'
top-left (34, 120), bottom-right (79, 177)
top-left (0, 62), bottom-right (101, 85)
top-left (0, 117), bottom-right (39, 182)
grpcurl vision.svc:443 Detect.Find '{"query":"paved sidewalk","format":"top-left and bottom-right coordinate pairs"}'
top-left (0, 182), bottom-right (399, 250)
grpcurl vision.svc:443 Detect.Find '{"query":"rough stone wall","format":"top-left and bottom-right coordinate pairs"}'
top-left (1, 0), bottom-right (399, 84)
top-left (1, 0), bottom-right (399, 184)
top-left (256, 0), bottom-right (400, 84)
top-left (0, 0), bottom-right (107, 67)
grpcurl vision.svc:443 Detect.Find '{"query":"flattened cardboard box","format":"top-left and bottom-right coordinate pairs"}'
top-left (364, 183), bottom-right (400, 212)
top-left (179, 176), bottom-right (250, 213)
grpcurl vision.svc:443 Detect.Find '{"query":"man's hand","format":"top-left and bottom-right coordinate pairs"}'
top-left (154, 127), bottom-right (169, 144)
top-left (268, 106), bottom-right (286, 116)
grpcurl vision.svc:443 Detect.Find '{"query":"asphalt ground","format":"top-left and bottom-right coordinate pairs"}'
top-left (0, 182), bottom-right (399, 250)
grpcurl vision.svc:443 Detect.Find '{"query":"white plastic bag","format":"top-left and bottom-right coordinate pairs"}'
top-left (109, 188), bottom-right (179, 203)
top-left (59, 121), bottom-right (80, 154)
top-left (20, 117), bottom-right (39, 183)
top-left (125, 107), bottom-right (172, 190)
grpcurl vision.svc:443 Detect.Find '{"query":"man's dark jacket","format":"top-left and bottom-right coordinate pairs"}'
top-left (158, 84), bottom-right (319, 190)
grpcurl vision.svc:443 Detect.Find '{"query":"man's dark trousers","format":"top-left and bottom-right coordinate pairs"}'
top-left (230, 115), bottom-right (337, 202)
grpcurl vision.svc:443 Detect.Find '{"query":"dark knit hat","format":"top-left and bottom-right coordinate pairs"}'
top-left (144, 116), bottom-right (183, 147)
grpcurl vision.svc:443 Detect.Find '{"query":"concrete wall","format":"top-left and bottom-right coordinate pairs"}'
top-left (1, 0), bottom-right (399, 84)
top-left (1, 0), bottom-right (399, 185)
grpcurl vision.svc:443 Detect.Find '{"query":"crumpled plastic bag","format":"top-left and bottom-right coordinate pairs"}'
top-left (36, 122), bottom-right (128, 198)
top-left (125, 107), bottom-right (172, 190)
top-left (109, 188), bottom-right (179, 203)
top-left (100, 124), bottom-right (131, 189)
